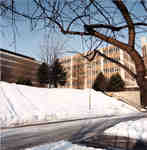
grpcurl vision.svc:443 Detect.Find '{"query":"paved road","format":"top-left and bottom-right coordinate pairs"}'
top-left (1, 113), bottom-right (147, 150)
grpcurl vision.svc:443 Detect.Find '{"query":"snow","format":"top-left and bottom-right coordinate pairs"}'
top-left (23, 117), bottom-right (147, 150)
top-left (0, 82), bottom-right (138, 127)
top-left (24, 140), bottom-right (123, 150)
top-left (105, 117), bottom-right (147, 141)
top-left (0, 82), bottom-right (147, 150)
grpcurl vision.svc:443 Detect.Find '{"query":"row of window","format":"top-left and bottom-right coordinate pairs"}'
top-left (87, 60), bottom-right (101, 66)
top-left (61, 59), bottom-right (71, 64)
top-left (103, 57), bottom-right (120, 64)
top-left (87, 70), bottom-right (100, 75)
top-left (73, 64), bottom-right (84, 70)
top-left (103, 47), bottom-right (119, 55)
top-left (87, 62), bottom-right (101, 69)
top-left (72, 57), bottom-right (84, 63)
top-left (103, 67), bottom-right (120, 73)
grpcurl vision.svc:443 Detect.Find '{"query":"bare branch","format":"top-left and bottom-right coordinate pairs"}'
top-left (0, 1), bottom-right (34, 20)
top-left (40, 33), bottom-right (67, 64)
top-left (95, 49), bottom-right (137, 79)
top-left (82, 46), bottom-right (137, 79)
top-left (67, 15), bottom-right (88, 31)
top-left (83, 22), bottom-right (147, 32)
top-left (82, 50), bottom-right (98, 61)
top-left (140, 0), bottom-right (147, 12)
top-left (113, 0), bottom-right (135, 48)
top-left (90, 0), bottom-right (111, 25)
top-left (1, 0), bottom-right (147, 105)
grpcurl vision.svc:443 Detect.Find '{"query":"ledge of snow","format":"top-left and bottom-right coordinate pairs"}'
top-left (0, 82), bottom-right (138, 127)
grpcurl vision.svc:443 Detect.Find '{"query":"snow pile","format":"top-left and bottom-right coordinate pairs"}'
top-left (0, 82), bottom-right (138, 127)
top-left (24, 140), bottom-right (122, 150)
top-left (105, 117), bottom-right (147, 141)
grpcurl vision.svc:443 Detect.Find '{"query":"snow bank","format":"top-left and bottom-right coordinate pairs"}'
top-left (24, 140), bottom-right (122, 150)
top-left (105, 117), bottom-right (147, 141)
top-left (0, 82), bottom-right (138, 127)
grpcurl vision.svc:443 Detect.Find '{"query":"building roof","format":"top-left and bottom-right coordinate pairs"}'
top-left (0, 48), bottom-right (36, 61)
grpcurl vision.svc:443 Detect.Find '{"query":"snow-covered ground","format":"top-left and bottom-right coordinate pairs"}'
top-left (0, 82), bottom-right (147, 150)
top-left (0, 82), bottom-right (138, 127)
top-left (24, 140), bottom-right (123, 150)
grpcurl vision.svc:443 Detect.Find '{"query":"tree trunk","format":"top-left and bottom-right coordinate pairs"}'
top-left (54, 82), bottom-right (57, 88)
top-left (139, 78), bottom-right (147, 107)
top-left (49, 83), bottom-right (51, 88)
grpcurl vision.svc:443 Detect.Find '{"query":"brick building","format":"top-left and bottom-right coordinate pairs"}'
top-left (0, 49), bottom-right (40, 86)
top-left (59, 45), bottom-right (136, 89)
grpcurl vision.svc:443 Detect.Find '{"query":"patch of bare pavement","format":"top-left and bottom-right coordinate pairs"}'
top-left (1, 113), bottom-right (147, 150)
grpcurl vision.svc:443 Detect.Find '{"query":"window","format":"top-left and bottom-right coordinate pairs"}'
top-left (116, 47), bottom-right (119, 52)
top-left (103, 59), bottom-right (108, 64)
top-left (109, 48), bottom-right (113, 53)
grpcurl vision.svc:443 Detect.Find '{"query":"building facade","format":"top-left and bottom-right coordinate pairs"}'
top-left (141, 37), bottom-right (147, 75)
top-left (0, 49), bottom-right (40, 86)
top-left (59, 46), bottom-right (136, 89)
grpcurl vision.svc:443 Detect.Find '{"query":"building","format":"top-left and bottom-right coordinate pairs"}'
top-left (59, 45), bottom-right (136, 89)
top-left (0, 49), bottom-right (40, 86)
top-left (141, 37), bottom-right (147, 75)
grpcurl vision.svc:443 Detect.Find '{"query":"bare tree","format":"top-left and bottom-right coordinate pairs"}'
top-left (40, 33), bottom-right (66, 65)
top-left (1, 0), bottom-right (147, 107)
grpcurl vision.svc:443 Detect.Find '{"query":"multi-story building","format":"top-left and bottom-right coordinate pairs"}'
top-left (59, 54), bottom-right (85, 88)
top-left (60, 45), bottom-right (136, 89)
top-left (141, 37), bottom-right (147, 75)
top-left (0, 49), bottom-right (40, 86)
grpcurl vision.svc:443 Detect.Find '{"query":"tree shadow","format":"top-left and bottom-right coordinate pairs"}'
top-left (68, 113), bottom-right (147, 150)
top-left (133, 140), bottom-right (147, 150)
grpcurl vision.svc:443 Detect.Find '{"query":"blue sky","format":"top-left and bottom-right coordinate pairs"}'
top-left (0, 0), bottom-right (83, 60)
top-left (0, 0), bottom-right (147, 60)
top-left (0, 19), bottom-right (83, 60)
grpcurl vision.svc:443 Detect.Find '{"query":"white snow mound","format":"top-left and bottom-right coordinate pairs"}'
top-left (0, 82), bottom-right (138, 127)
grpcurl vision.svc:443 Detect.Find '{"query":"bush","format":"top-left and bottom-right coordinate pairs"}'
top-left (16, 77), bottom-right (32, 86)
top-left (24, 79), bottom-right (33, 86)
top-left (107, 73), bottom-right (125, 91)
top-left (48, 59), bottom-right (67, 87)
top-left (92, 72), bottom-right (108, 92)
top-left (37, 62), bottom-right (49, 84)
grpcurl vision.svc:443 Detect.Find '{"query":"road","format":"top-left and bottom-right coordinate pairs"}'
top-left (1, 112), bottom-right (147, 150)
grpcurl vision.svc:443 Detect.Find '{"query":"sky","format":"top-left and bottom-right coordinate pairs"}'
top-left (0, 0), bottom-right (84, 60)
top-left (0, 19), bottom-right (83, 60)
top-left (0, 0), bottom-right (147, 60)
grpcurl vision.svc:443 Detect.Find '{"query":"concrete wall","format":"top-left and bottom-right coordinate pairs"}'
top-left (107, 91), bottom-right (141, 109)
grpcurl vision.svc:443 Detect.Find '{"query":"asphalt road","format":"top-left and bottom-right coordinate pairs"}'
top-left (1, 113), bottom-right (147, 150)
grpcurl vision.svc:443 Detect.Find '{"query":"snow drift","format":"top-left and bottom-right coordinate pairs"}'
top-left (0, 82), bottom-right (138, 127)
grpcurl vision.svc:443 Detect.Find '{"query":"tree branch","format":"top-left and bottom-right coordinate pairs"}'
top-left (67, 15), bottom-right (89, 31)
top-left (140, 0), bottom-right (147, 12)
top-left (89, 0), bottom-right (111, 25)
top-left (83, 22), bottom-right (147, 32)
top-left (81, 48), bottom-right (136, 79)
top-left (0, 2), bottom-right (34, 20)
top-left (82, 50), bottom-right (98, 61)
top-left (84, 26), bottom-right (146, 78)
top-left (113, 0), bottom-right (135, 48)
top-left (95, 49), bottom-right (137, 79)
